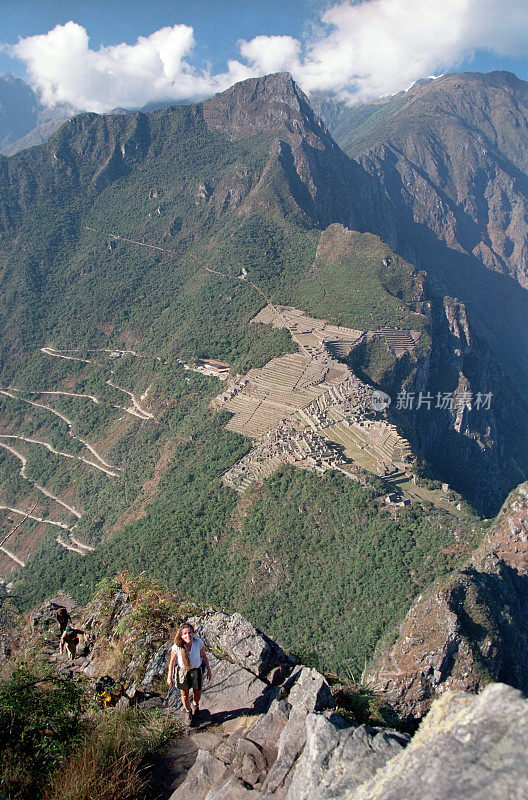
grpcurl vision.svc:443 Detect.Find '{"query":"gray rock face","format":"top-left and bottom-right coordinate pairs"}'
top-left (188, 610), bottom-right (292, 680)
top-left (169, 749), bottom-right (230, 800)
top-left (260, 667), bottom-right (336, 799)
top-left (287, 714), bottom-right (408, 800)
top-left (166, 654), bottom-right (271, 717)
top-left (351, 683), bottom-right (528, 800)
top-left (142, 642), bottom-right (171, 688)
top-left (167, 653), bottom-right (528, 800)
top-left (170, 665), bottom-right (337, 800)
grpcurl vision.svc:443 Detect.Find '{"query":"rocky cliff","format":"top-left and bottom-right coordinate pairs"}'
top-left (5, 578), bottom-right (528, 799)
top-left (321, 71), bottom-right (528, 289)
top-left (366, 481), bottom-right (528, 722)
top-left (201, 73), bottom-right (391, 233)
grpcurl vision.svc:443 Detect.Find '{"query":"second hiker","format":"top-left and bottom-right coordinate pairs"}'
top-left (60, 623), bottom-right (85, 660)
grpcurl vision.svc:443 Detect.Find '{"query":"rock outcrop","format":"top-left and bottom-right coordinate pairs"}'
top-left (168, 664), bottom-right (410, 800)
top-left (352, 683), bottom-right (528, 800)
top-left (168, 671), bottom-right (528, 799)
top-left (8, 579), bottom-right (528, 799)
top-left (366, 482), bottom-right (528, 721)
top-left (188, 610), bottom-right (292, 680)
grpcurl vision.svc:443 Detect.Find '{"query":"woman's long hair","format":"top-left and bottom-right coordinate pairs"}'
top-left (174, 623), bottom-right (195, 670)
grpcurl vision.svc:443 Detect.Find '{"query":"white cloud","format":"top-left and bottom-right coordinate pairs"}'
top-left (6, 1), bottom-right (528, 112)
top-left (282, 0), bottom-right (528, 100)
top-left (10, 21), bottom-right (251, 112)
top-left (239, 35), bottom-right (301, 76)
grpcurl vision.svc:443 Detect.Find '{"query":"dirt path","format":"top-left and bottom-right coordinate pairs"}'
top-left (0, 504), bottom-right (70, 531)
top-left (56, 535), bottom-right (89, 555)
top-left (106, 380), bottom-right (154, 420)
top-left (0, 441), bottom-right (99, 555)
top-left (0, 342), bottom-right (158, 561)
top-left (39, 348), bottom-right (154, 421)
top-left (84, 226), bottom-right (179, 255)
top-left (40, 346), bottom-right (107, 368)
top-left (28, 390), bottom-right (100, 404)
top-left (69, 532), bottom-right (95, 552)
top-left (0, 441), bottom-right (82, 519)
top-left (0, 434), bottom-right (120, 477)
top-left (0, 545), bottom-right (25, 567)
top-left (0, 389), bottom-right (122, 472)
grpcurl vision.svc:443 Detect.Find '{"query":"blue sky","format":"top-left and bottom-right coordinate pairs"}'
top-left (2, 0), bottom-right (527, 111)
top-left (0, 0), bottom-right (320, 76)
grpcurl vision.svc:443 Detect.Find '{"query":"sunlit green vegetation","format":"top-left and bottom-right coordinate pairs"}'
top-left (1, 97), bottom-right (475, 679)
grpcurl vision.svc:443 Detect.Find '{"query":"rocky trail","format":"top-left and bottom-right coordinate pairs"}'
top-left (20, 589), bottom-right (528, 800)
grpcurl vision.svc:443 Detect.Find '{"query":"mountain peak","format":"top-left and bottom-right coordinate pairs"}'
top-left (212, 72), bottom-right (302, 104)
top-left (202, 71), bottom-right (326, 141)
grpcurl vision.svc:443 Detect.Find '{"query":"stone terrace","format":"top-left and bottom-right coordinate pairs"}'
top-left (215, 304), bottom-right (416, 492)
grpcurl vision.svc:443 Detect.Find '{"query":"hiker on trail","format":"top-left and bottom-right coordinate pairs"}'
top-left (167, 622), bottom-right (212, 726)
top-left (59, 623), bottom-right (85, 660)
top-left (56, 606), bottom-right (71, 634)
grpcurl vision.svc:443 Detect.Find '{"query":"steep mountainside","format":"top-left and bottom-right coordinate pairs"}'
top-left (320, 71), bottom-right (528, 286)
top-left (0, 71), bottom-right (526, 678)
top-left (318, 72), bottom-right (528, 511)
top-left (3, 578), bottom-right (528, 800)
top-left (318, 72), bottom-right (528, 388)
top-left (366, 481), bottom-right (528, 722)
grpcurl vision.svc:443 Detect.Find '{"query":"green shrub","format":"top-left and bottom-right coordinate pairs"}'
top-left (44, 708), bottom-right (181, 800)
top-left (0, 664), bottom-right (85, 800)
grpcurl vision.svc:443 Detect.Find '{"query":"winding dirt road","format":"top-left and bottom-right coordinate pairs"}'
top-left (0, 545), bottom-right (25, 567)
top-left (0, 337), bottom-right (156, 562)
top-left (0, 504), bottom-right (70, 531)
top-left (39, 348), bottom-right (155, 421)
top-left (28, 390), bottom-right (100, 404)
top-left (0, 434), bottom-right (120, 477)
top-left (0, 441), bottom-right (82, 519)
top-left (0, 389), bottom-right (121, 471)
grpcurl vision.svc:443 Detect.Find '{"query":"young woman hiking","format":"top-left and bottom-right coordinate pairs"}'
top-left (167, 622), bottom-right (212, 726)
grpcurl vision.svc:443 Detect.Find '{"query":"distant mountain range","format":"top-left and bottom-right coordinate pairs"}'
top-left (0, 74), bottom-right (74, 155)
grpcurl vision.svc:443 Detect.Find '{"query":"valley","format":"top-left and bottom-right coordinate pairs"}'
top-left (0, 69), bottom-right (523, 678)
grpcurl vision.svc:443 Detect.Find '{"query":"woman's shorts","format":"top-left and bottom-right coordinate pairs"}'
top-left (176, 666), bottom-right (203, 691)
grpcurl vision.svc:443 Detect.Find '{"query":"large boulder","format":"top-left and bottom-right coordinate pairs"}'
top-left (169, 665), bottom-right (337, 800)
top-left (188, 611), bottom-right (292, 680)
top-left (351, 683), bottom-right (528, 800)
top-left (166, 654), bottom-right (272, 717)
top-left (287, 713), bottom-right (408, 800)
top-left (260, 667), bottom-right (336, 799)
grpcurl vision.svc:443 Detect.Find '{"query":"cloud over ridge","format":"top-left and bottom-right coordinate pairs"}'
top-left (8, 0), bottom-right (528, 112)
